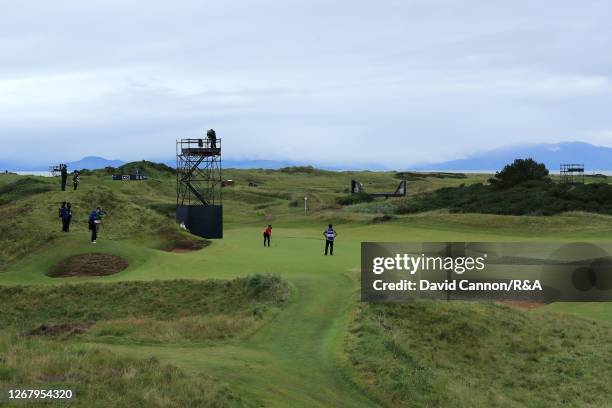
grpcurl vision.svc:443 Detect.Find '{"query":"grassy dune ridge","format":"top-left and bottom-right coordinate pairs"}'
top-left (0, 276), bottom-right (287, 407)
top-left (0, 332), bottom-right (248, 408)
top-left (0, 276), bottom-right (288, 333)
top-left (346, 301), bottom-right (612, 407)
top-left (0, 167), bottom-right (483, 270)
top-left (1, 165), bottom-right (612, 407)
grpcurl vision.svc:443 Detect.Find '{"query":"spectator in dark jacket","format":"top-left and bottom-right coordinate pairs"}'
top-left (60, 164), bottom-right (68, 191)
top-left (72, 171), bottom-right (80, 190)
top-left (88, 207), bottom-right (102, 243)
top-left (65, 203), bottom-right (73, 232)
top-left (207, 129), bottom-right (217, 149)
top-left (58, 202), bottom-right (67, 231)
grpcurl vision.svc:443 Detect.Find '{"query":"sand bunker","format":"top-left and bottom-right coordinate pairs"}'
top-left (47, 253), bottom-right (128, 277)
top-left (26, 321), bottom-right (93, 337)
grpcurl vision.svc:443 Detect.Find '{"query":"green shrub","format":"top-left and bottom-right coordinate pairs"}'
top-left (396, 181), bottom-right (612, 216)
top-left (116, 161), bottom-right (174, 177)
top-left (336, 193), bottom-right (374, 206)
top-left (279, 166), bottom-right (328, 175)
top-left (489, 158), bottom-right (550, 189)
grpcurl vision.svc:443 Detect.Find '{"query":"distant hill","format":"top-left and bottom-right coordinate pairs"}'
top-left (1, 158), bottom-right (293, 172)
top-left (0, 156), bottom-right (128, 172)
top-left (412, 142), bottom-right (612, 172)
top-left (68, 156), bottom-right (125, 170)
top-left (5, 141), bottom-right (610, 173)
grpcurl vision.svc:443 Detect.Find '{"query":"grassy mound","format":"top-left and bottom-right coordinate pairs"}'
top-left (0, 276), bottom-right (288, 405)
top-left (115, 160), bottom-right (175, 177)
top-left (0, 331), bottom-right (247, 407)
top-left (397, 180), bottom-right (612, 216)
top-left (47, 253), bottom-right (129, 277)
top-left (0, 184), bottom-right (172, 271)
top-left (73, 186), bottom-right (169, 237)
top-left (0, 177), bottom-right (54, 205)
top-left (346, 301), bottom-right (612, 407)
top-left (83, 160), bottom-right (175, 177)
top-left (0, 275), bottom-right (288, 331)
top-left (153, 226), bottom-right (211, 252)
top-left (279, 166), bottom-right (328, 175)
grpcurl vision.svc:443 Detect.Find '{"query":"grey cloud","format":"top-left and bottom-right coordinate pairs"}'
top-left (1, 0), bottom-right (611, 167)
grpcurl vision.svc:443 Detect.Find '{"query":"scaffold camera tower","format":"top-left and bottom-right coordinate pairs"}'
top-left (560, 163), bottom-right (584, 185)
top-left (176, 132), bottom-right (223, 238)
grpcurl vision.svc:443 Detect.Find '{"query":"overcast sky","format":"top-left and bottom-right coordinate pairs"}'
top-left (1, 0), bottom-right (611, 167)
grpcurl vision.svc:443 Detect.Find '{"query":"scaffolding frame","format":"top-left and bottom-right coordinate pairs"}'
top-left (176, 138), bottom-right (222, 206)
top-left (351, 178), bottom-right (407, 198)
top-left (49, 163), bottom-right (67, 177)
top-left (560, 163), bottom-right (584, 185)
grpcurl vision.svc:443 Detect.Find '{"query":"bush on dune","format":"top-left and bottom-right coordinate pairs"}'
top-left (116, 161), bottom-right (174, 177)
top-left (396, 181), bottom-right (612, 216)
top-left (396, 159), bottom-right (612, 216)
top-left (336, 193), bottom-right (374, 206)
top-left (279, 166), bottom-right (328, 175)
top-left (489, 158), bottom-right (550, 189)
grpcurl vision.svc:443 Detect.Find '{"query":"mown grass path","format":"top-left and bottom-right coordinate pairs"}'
top-left (4, 224), bottom-right (378, 406)
top-left (109, 273), bottom-right (374, 406)
top-left (126, 227), bottom-right (376, 406)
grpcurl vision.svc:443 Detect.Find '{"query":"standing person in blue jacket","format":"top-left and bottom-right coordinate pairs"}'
top-left (59, 202), bottom-right (67, 232)
top-left (323, 224), bottom-right (337, 256)
top-left (60, 203), bottom-right (72, 232)
top-left (88, 207), bottom-right (103, 243)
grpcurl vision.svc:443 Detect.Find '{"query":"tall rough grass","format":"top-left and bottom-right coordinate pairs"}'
top-left (346, 301), bottom-right (612, 407)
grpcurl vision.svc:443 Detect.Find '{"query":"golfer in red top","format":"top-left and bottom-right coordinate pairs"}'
top-left (263, 225), bottom-right (272, 247)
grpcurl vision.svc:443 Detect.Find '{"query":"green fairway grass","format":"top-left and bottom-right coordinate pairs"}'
top-left (1, 166), bottom-right (611, 407)
top-left (544, 302), bottom-right (612, 322)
